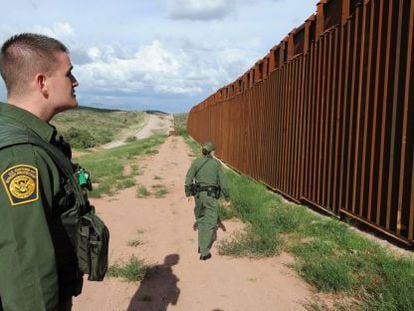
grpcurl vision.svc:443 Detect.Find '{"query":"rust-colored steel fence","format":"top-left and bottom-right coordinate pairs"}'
top-left (187, 0), bottom-right (414, 245)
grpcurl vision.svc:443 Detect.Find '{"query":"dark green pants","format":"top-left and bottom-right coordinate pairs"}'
top-left (194, 192), bottom-right (218, 256)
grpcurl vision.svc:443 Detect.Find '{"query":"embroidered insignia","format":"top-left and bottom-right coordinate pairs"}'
top-left (1, 165), bottom-right (39, 206)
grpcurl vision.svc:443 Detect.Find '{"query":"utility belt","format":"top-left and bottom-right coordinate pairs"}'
top-left (191, 184), bottom-right (221, 199)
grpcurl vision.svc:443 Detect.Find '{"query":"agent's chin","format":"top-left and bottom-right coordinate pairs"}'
top-left (58, 101), bottom-right (78, 113)
top-left (69, 98), bottom-right (79, 109)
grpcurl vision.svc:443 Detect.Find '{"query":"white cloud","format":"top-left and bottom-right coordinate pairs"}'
top-left (54, 22), bottom-right (75, 37)
top-left (133, 40), bottom-right (182, 73)
top-left (32, 22), bottom-right (75, 39)
top-left (74, 39), bottom-right (255, 98)
top-left (87, 47), bottom-right (102, 61)
top-left (167, 0), bottom-right (236, 21)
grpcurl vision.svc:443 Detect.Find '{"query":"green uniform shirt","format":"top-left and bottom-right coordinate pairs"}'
top-left (184, 154), bottom-right (230, 200)
top-left (0, 103), bottom-right (82, 311)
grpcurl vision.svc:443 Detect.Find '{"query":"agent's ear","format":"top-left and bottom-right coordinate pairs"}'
top-left (35, 73), bottom-right (49, 98)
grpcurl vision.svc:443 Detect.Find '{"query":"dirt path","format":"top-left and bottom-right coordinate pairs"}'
top-left (73, 136), bottom-right (315, 311)
top-left (103, 114), bottom-right (172, 149)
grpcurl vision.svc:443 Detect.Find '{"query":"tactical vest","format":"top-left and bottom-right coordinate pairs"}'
top-left (0, 123), bottom-right (109, 282)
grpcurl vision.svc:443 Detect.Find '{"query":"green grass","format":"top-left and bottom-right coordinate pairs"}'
top-left (173, 113), bottom-right (187, 130)
top-left (217, 171), bottom-right (284, 257)
top-left (52, 107), bottom-right (146, 149)
top-left (116, 178), bottom-right (136, 190)
top-left (219, 227), bottom-right (282, 257)
top-left (107, 255), bottom-right (147, 282)
top-left (152, 184), bottom-right (169, 198)
top-left (125, 136), bottom-right (138, 143)
top-left (218, 200), bottom-right (238, 221)
top-left (136, 185), bottom-right (150, 198)
top-left (173, 113), bottom-right (200, 155)
top-left (130, 164), bottom-right (141, 175)
top-left (145, 149), bottom-right (159, 155)
top-left (127, 239), bottom-right (143, 247)
top-left (215, 170), bottom-right (414, 309)
top-left (75, 134), bottom-right (166, 197)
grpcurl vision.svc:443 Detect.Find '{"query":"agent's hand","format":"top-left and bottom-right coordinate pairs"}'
top-left (222, 200), bottom-right (231, 208)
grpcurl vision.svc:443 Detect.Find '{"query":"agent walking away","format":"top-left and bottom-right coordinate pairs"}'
top-left (0, 33), bottom-right (108, 311)
top-left (185, 142), bottom-right (230, 260)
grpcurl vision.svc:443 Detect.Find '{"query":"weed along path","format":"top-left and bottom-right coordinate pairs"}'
top-left (73, 136), bottom-right (314, 311)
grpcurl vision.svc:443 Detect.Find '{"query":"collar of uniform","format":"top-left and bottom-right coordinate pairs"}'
top-left (0, 102), bottom-right (56, 142)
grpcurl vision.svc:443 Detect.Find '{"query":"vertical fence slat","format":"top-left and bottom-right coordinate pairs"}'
top-left (187, 0), bottom-right (414, 245)
top-left (327, 27), bottom-right (340, 212)
top-left (359, 0), bottom-right (376, 220)
top-left (400, 0), bottom-right (414, 239)
top-left (377, 0), bottom-right (395, 228)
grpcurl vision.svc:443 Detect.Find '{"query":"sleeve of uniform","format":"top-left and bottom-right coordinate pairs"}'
top-left (184, 160), bottom-right (197, 197)
top-left (218, 164), bottom-right (230, 200)
top-left (0, 146), bottom-right (59, 311)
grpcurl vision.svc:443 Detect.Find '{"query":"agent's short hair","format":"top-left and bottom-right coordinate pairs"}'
top-left (0, 33), bottom-right (68, 95)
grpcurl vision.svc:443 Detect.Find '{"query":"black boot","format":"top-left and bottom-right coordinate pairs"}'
top-left (200, 253), bottom-right (212, 261)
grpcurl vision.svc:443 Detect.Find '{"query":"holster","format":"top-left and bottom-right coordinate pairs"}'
top-left (195, 185), bottom-right (221, 199)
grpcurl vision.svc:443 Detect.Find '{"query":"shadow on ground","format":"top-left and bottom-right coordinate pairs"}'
top-left (127, 254), bottom-right (180, 311)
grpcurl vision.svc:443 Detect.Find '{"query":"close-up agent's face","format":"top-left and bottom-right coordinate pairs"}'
top-left (46, 51), bottom-right (79, 113)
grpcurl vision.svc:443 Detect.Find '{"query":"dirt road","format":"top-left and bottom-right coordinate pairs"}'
top-left (103, 114), bottom-right (173, 149)
top-left (73, 136), bottom-right (314, 311)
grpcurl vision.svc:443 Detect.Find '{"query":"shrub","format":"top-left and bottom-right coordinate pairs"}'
top-left (65, 127), bottom-right (96, 149)
top-left (108, 256), bottom-right (147, 282)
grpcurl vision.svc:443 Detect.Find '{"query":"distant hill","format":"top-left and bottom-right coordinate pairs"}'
top-left (51, 107), bottom-right (146, 149)
top-left (144, 109), bottom-right (169, 115)
top-left (77, 105), bottom-right (123, 112)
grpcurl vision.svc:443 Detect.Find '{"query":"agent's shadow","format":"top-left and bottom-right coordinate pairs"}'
top-left (127, 254), bottom-right (180, 311)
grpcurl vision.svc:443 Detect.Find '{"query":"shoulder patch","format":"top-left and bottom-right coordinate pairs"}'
top-left (1, 165), bottom-right (39, 206)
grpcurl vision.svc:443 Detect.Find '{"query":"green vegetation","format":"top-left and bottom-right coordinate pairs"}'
top-left (145, 149), bottom-right (159, 155)
top-left (218, 200), bottom-right (238, 221)
top-left (217, 171), bottom-right (283, 257)
top-left (182, 133), bottom-right (199, 155)
top-left (173, 113), bottom-right (199, 154)
top-left (51, 107), bottom-right (146, 149)
top-left (152, 184), bottom-right (169, 198)
top-left (125, 136), bottom-right (138, 143)
top-left (65, 127), bottom-right (98, 149)
top-left (136, 184), bottom-right (169, 198)
top-left (127, 239), bottom-right (143, 247)
top-left (215, 170), bottom-right (414, 310)
top-left (75, 134), bottom-right (166, 197)
top-left (130, 164), bottom-right (141, 175)
top-left (107, 255), bottom-right (147, 282)
top-left (136, 185), bottom-right (150, 198)
top-left (116, 178), bottom-right (136, 190)
top-left (173, 113), bottom-right (187, 131)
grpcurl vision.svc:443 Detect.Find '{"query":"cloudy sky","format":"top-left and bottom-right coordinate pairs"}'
top-left (0, 0), bottom-right (316, 112)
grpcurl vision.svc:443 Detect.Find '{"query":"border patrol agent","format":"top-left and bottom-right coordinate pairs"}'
top-left (185, 142), bottom-right (230, 260)
top-left (0, 33), bottom-right (90, 311)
